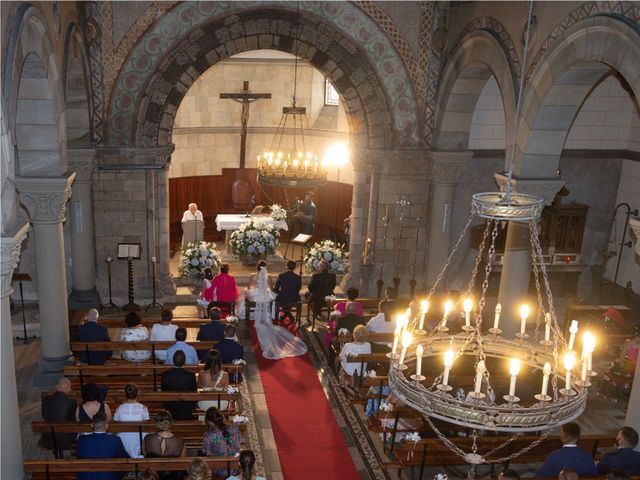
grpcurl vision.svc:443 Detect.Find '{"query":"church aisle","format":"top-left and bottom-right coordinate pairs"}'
top-left (249, 323), bottom-right (361, 480)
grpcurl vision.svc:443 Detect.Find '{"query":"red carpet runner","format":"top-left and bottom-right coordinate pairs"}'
top-left (249, 325), bottom-right (360, 479)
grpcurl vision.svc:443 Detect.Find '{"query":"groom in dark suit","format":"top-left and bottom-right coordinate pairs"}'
top-left (274, 260), bottom-right (302, 322)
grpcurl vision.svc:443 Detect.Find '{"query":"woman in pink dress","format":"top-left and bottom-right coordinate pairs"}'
top-left (212, 264), bottom-right (238, 317)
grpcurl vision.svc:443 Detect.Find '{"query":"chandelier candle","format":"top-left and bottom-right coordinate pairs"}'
top-left (568, 320), bottom-right (578, 350)
top-left (492, 303), bottom-right (502, 332)
top-left (583, 331), bottom-right (596, 375)
top-left (519, 305), bottom-right (530, 337)
top-left (474, 360), bottom-right (486, 394)
top-left (443, 349), bottom-right (454, 387)
top-left (507, 358), bottom-right (521, 400)
top-left (398, 332), bottom-right (413, 367)
top-left (391, 326), bottom-right (401, 357)
top-left (414, 345), bottom-right (424, 379)
top-left (463, 298), bottom-right (473, 330)
top-left (563, 352), bottom-right (576, 394)
top-left (418, 300), bottom-right (429, 331)
top-left (541, 362), bottom-right (551, 397)
top-left (440, 300), bottom-right (453, 331)
top-left (544, 313), bottom-right (551, 343)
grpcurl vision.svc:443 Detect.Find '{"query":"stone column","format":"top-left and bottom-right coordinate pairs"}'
top-left (68, 148), bottom-right (100, 308)
top-left (494, 174), bottom-right (565, 336)
top-left (425, 151), bottom-right (471, 288)
top-left (1, 222), bottom-right (30, 479)
top-left (16, 173), bottom-right (75, 385)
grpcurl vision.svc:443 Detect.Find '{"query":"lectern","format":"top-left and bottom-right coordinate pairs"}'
top-left (182, 220), bottom-right (204, 245)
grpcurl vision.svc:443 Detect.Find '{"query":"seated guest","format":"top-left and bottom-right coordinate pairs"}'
top-left (41, 377), bottom-right (76, 457)
top-left (212, 263), bottom-right (239, 315)
top-left (120, 311), bottom-right (151, 362)
top-left (165, 327), bottom-right (199, 365)
top-left (274, 260), bottom-right (302, 309)
top-left (187, 458), bottom-right (210, 480)
top-left (202, 407), bottom-right (242, 477)
top-left (150, 309), bottom-right (178, 362)
top-left (113, 384), bottom-right (149, 458)
top-left (76, 382), bottom-right (112, 422)
top-left (198, 349), bottom-right (230, 412)
top-left (216, 325), bottom-right (244, 383)
top-left (497, 469), bottom-right (520, 480)
top-left (307, 259), bottom-right (336, 320)
top-left (334, 287), bottom-right (363, 316)
top-left (143, 410), bottom-right (185, 480)
top-left (336, 302), bottom-right (366, 333)
top-left (535, 423), bottom-right (597, 477)
top-left (197, 267), bottom-right (215, 319)
top-left (366, 300), bottom-right (395, 352)
top-left (226, 450), bottom-right (266, 480)
top-left (339, 325), bottom-right (371, 385)
top-left (76, 411), bottom-right (129, 480)
top-left (597, 426), bottom-right (640, 475)
top-left (558, 469), bottom-right (580, 480)
top-left (161, 350), bottom-right (197, 420)
top-left (77, 308), bottom-right (112, 365)
top-left (196, 308), bottom-right (225, 362)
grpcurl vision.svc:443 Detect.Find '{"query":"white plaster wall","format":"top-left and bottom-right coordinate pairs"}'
top-left (604, 159), bottom-right (640, 294)
top-left (170, 51), bottom-right (353, 184)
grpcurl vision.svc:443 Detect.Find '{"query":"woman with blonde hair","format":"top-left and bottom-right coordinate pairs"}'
top-left (339, 324), bottom-right (371, 387)
top-left (143, 410), bottom-right (185, 480)
top-left (187, 458), bottom-right (210, 480)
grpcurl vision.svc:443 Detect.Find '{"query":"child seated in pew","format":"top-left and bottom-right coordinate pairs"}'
top-left (202, 407), bottom-right (243, 477)
top-left (339, 325), bottom-right (371, 389)
top-left (113, 384), bottom-right (149, 458)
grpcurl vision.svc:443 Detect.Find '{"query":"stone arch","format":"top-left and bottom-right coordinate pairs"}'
top-left (433, 28), bottom-right (518, 152)
top-left (516, 15), bottom-right (640, 177)
top-left (2, 4), bottom-right (67, 177)
top-left (107, 2), bottom-right (419, 148)
top-left (62, 23), bottom-right (93, 144)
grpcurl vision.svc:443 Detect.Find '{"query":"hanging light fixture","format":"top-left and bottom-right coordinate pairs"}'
top-left (387, 1), bottom-right (596, 472)
top-left (257, 2), bottom-right (327, 189)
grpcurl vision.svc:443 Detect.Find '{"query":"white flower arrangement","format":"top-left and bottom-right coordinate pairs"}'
top-left (178, 241), bottom-right (222, 280)
top-left (405, 431), bottom-right (421, 443)
top-left (379, 401), bottom-right (394, 413)
top-left (225, 315), bottom-right (239, 324)
top-left (270, 204), bottom-right (287, 222)
top-left (225, 385), bottom-right (239, 394)
top-left (229, 219), bottom-right (280, 257)
top-left (232, 358), bottom-right (246, 365)
top-left (232, 415), bottom-right (249, 424)
top-left (325, 295), bottom-right (338, 302)
top-left (365, 370), bottom-right (377, 379)
top-left (304, 240), bottom-right (349, 275)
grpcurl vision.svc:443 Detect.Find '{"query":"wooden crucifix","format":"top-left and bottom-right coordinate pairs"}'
top-left (220, 81), bottom-right (271, 169)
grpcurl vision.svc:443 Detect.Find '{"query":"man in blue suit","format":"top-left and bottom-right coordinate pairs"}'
top-left (196, 307), bottom-right (225, 361)
top-left (535, 423), bottom-right (597, 477)
top-left (215, 324), bottom-right (244, 382)
top-left (597, 426), bottom-right (640, 475)
top-left (274, 260), bottom-right (302, 307)
top-left (77, 309), bottom-right (111, 365)
top-left (76, 411), bottom-right (129, 480)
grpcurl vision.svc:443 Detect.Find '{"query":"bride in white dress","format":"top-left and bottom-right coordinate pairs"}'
top-left (246, 261), bottom-right (308, 360)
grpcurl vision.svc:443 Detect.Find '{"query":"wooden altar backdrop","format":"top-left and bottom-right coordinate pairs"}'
top-left (169, 168), bottom-right (353, 251)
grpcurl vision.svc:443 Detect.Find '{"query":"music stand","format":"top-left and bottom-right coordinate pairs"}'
top-left (12, 272), bottom-right (35, 343)
top-left (292, 234), bottom-right (312, 275)
top-left (118, 243), bottom-right (141, 311)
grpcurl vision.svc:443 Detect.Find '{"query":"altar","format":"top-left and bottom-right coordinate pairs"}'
top-left (215, 214), bottom-right (289, 262)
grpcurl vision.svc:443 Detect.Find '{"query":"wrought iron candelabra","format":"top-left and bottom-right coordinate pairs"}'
top-left (376, 205), bottom-right (390, 298)
top-left (103, 257), bottom-right (119, 311)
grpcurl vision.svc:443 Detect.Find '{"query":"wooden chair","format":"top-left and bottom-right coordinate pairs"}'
top-left (244, 299), bottom-right (274, 322)
top-left (275, 301), bottom-right (302, 332)
top-left (231, 179), bottom-right (252, 211)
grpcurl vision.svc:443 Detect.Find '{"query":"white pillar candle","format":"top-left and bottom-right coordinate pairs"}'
top-left (509, 359), bottom-right (520, 397)
top-left (564, 352), bottom-right (575, 390)
top-left (443, 349), bottom-right (454, 386)
top-left (415, 345), bottom-right (424, 377)
top-left (442, 300), bottom-right (453, 328)
top-left (541, 362), bottom-right (551, 396)
top-left (398, 332), bottom-right (413, 366)
top-left (544, 312), bottom-right (551, 342)
top-left (391, 326), bottom-right (401, 356)
top-left (582, 331), bottom-right (596, 372)
top-left (519, 305), bottom-right (530, 336)
top-left (463, 298), bottom-right (473, 328)
top-left (419, 300), bottom-right (429, 330)
top-left (568, 320), bottom-right (578, 350)
top-left (493, 303), bottom-right (502, 330)
top-left (474, 360), bottom-right (486, 393)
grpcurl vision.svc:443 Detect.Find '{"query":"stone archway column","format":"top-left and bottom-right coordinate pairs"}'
top-left (1, 222), bottom-right (30, 479)
top-left (425, 151), bottom-right (471, 288)
top-left (16, 173), bottom-right (75, 385)
top-left (494, 174), bottom-right (564, 336)
top-left (68, 148), bottom-right (100, 308)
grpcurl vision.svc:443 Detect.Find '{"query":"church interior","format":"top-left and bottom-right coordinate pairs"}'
top-left (1, 1), bottom-right (640, 479)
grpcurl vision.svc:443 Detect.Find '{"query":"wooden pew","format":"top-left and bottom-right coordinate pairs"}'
top-left (85, 318), bottom-right (238, 330)
top-left (24, 456), bottom-right (238, 480)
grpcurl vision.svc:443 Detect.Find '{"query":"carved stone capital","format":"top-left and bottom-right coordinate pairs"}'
top-left (1, 222), bottom-right (30, 297)
top-left (428, 151), bottom-right (472, 185)
top-left (629, 217), bottom-right (640, 256)
top-left (96, 145), bottom-right (175, 170)
top-left (494, 173), bottom-right (565, 206)
top-left (68, 147), bottom-right (96, 184)
top-left (15, 173), bottom-right (76, 224)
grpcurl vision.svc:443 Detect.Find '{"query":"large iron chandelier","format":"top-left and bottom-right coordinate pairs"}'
top-left (386, 1), bottom-right (596, 471)
top-left (256, 1), bottom-right (327, 189)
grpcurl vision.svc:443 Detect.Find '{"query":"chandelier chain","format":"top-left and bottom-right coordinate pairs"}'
top-left (465, 221), bottom-right (491, 301)
top-left (491, 429), bottom-right (552, 464)
top-left (529, 231), bottom-right (546, 341)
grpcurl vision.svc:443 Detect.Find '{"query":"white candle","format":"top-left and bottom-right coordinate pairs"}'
top-left (493, 303), bottom-right (502, 330)
top-left (519, 305), bottom-right (530, 336)
top-left (415, 345), bottom-right (424, 377)
top-left (391, 327), bottom-right (401, 356)
top-left (508, 358), bottom-right (521, 397)
top-left (581, 358), bottom-right (588, 382)
top-left (568, 320), bottom-right (578, 350)
top-left (564, 352), bottom-right (575, 391)
top-left (442, 300), bottom-right (453, 328)
top-left (463, 298), bottom-right (473, 328)
top-left (583, 331), bottom-right (596, 372)
top-left (419, 300), bottom-right (429, 330)
top-left (398, 332), bottom-right (413, 366)
top-left (443, 349), bottom-right (454, 386)
top-left (544, 312), bottom-right (551, 342)
top-left (396, 314), bottom-right (407, 336)
top-left (474, 360), bottom-right (486, 393)
top-left (541, 362), bottom-right (551, 396)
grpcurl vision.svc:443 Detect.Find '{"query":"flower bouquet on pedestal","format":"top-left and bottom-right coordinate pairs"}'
top-left (178, 241), bottom-right (222, 281)
top-left (303, 240), bottom-right (349, 275)
top-left (229, 219), bottom-right (280, 265)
